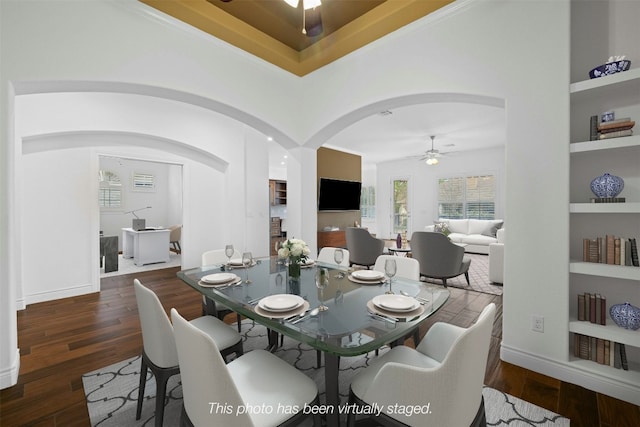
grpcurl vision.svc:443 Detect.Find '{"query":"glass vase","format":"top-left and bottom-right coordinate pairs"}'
top-left (288, 261), bottom-right (301, 279)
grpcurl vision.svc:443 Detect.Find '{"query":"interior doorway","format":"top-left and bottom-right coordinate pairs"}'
top-left (99, 155), bottom-right (183, 278)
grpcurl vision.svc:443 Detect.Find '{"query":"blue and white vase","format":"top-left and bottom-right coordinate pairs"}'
top-left (590, 173), bottom-right (624, 198)
top-left (609, 302), bottom-right (640, 331)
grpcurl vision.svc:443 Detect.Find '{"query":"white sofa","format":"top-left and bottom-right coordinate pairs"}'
top-left (425, 219), bottom-right (504, 255)
top-left (489, 228), bottom-right (505, 284)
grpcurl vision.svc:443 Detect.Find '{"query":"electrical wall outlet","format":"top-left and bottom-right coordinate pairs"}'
top-left (531, 315), bottom-right (544, 333)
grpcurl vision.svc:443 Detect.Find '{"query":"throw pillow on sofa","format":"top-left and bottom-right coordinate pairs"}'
top-left (433, 221), bottom-right (451, 236)
top-left (468, 219), bottom-right (503, 237)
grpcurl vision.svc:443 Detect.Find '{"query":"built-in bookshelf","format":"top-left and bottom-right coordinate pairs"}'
top-left (568, 11), bottom-right (640, 404)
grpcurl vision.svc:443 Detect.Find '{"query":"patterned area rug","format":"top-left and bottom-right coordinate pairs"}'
top-left (83, 322), bottom-right (566, 426)
top-left (421, 253), bottom-right (503, 295)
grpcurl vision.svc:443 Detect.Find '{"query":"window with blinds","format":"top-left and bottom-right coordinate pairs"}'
top-left (99, 188), bottom-right (121, 208)
top-left (360, 186), bottom-right (376, 219)
top-left (438, 175), bottom-right (495, 220)
top-left (132, 172), bottom-right (155, 190)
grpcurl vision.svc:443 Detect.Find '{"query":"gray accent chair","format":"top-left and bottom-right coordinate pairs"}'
top-left (345, 227), bottom-right (385, 268)
top-left (410, 231), bottom-right (471, 287)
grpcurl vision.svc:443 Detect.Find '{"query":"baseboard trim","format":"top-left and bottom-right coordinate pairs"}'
top-left (24, 283), bottom-right (97, 306)
top-left (0, 349), bottom-right (20, 390)
top-left (501, 343), bottom-right (640, 406)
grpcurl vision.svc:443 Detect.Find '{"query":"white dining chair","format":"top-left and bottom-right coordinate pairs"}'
top-left (171, 308), bottom-right (321, 427)
top-left (317, 247), bottom-right (350, 266)
top-left (201, 248), bottom-right (243, 332)
top-left (373, 254), bottom-right (420, 281)
top-left (373, 254), bottom-right (422, 348)
top-left (134, 279), bottom-right (243, 427)
top-left (346, 303), bottom-right (496, 427)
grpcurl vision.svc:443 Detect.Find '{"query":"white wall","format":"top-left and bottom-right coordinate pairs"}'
top-left (21, 149), bottom-right (97, 305)
top-left (376, 146), bottom-right (506, 240)
top-left (0, 0), bottom-right (598, 404)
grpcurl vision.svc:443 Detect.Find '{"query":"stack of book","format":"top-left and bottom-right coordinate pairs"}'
top-left (574, 334), bottom-right (628, 370)
top-left (582, 236), bottom-right (639, 266)
top-left (577, 292), bottom-right (606, 325)
top-left (590, 116), bottom-right (635, 140)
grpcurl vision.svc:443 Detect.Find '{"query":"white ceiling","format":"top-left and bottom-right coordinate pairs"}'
top-left (269, 102), bottom-right (506, 172)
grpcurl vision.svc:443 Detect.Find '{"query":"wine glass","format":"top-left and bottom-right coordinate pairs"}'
top-left (242, 252), bottom-right (253, 284)
top-left (225, 244), bottom-right (234, 266)
top-left (333, 248), bottom-right (345, 278)
top-left (384, 258), bottom-right (397, 294)
top-left (315, 267), bottom-right (329, 311)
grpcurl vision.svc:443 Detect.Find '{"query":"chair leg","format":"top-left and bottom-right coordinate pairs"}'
top-left (154, 370), bottom-right (169, 427)
top-left (316, 350), bottom-right (322, 368)
top-left (138, 351), bottom-right (179, 427)
top-left (465, 271), bottom-right (471, 285)
top-left (442, 278), bottom-right (447, 287)
top-left (136, 355), bottom-right (148, 420)
top-left (236, 313), bottom-right (242, 332)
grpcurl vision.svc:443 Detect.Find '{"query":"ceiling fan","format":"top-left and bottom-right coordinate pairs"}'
top-left (221, 0), bottom-right (323, 37)
top-left (283, 0), bottom-right (323, 36)
top-left (420, 135), bottom-right (442, 165)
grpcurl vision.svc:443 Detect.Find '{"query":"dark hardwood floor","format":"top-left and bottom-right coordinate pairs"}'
top-left (1, 267), bottom-right (639, 426)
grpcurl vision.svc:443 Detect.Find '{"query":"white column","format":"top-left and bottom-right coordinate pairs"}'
top-left (286, 146), bottom-right (318, 256)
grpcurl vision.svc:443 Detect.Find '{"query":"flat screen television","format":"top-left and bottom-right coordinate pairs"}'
top-left (318, 178), bottom-right (362, 211)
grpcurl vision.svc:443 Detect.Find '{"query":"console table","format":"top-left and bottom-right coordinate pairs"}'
top-left (122, 228), bottom-right (170, 266)
top-left (317, 230), bottom-right (346, 249)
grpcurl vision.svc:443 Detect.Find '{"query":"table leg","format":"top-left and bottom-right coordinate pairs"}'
top-left (325, 353), bottom-right (341, 426)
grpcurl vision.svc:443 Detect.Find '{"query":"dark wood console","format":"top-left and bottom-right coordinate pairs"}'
top-left (317, 230), bottom-right (346, 249)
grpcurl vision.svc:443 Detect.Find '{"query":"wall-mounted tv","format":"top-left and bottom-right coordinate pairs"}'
top-left (318, 178), bottom-right (362, 211)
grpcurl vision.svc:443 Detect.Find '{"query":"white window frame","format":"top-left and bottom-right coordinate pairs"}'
top-left (131, 172), bottom-right (155, 191)
top-left (390, 176), bottom-right (411, 236)
top-left (437, 174), bottom-right (496, 220)
top-left (360, 185), bottom-right (376, 219)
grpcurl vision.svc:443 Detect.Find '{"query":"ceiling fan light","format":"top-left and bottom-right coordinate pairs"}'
top-left (426, 157), bottom-right (439, 166)
top-left (303, 0), bottom-right (321, 9)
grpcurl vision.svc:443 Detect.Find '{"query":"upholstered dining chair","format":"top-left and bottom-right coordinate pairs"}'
top-left (134, 279), bottom-right (243, 427)
top-left (373, 255), bottom-right (422, 347)
top-left (410, 231), bottom-right (472, 287)
top-left (317, 246), bottom-right (351, 266)
top-left (201, 249), bottom-right (242, 332)
top-left (171, 308), bottom-right (321, 427)
top-left (346, 227), bottom-right (385, 268)
top-left (347, 303), bottom-right (496, 427)
top-left (373, 254), bottom-right (420, 282)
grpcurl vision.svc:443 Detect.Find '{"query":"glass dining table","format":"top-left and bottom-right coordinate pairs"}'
top-left (177, 257), bottom-right (449, 426)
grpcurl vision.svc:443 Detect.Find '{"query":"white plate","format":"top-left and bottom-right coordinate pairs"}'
top-left (259, 294), bottom-right (305, 312)
top-left (229, 258), bottom-right (256, 267)
top-left (201, 273), bottom-right (237, 284)
top-left (372, 295), bottom-right (419, 312)
top-left (301, 259), bottom-right (315, 266)
top-left (352, 270), bottom-right (385, 281)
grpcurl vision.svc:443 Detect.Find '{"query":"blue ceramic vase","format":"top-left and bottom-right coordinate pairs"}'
top-left (609, 302), bottom-right (640, 330)
top-left (590, 173), bottom-right (624, 198)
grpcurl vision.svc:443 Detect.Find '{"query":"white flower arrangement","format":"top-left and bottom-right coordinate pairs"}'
top-left (278, 238), bottom-right (311, 263)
